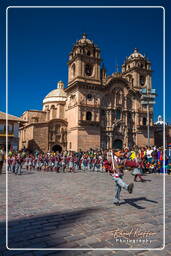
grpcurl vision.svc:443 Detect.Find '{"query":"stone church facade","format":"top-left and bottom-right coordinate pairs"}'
top-left (19, 34), bottom-right (155, 152)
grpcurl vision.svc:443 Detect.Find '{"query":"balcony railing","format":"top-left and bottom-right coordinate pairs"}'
top-left (0, 132), bottom-right (14, 137)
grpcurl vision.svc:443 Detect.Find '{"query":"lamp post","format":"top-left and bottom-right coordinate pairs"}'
top-left (140, 88), bottom-right (156, 146)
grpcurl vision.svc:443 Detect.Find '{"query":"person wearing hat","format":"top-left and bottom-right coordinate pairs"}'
top-left (110, 150), bottom-right (134, 206)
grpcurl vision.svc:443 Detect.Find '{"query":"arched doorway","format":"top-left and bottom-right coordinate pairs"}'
top-left (52, 144), bottom-right (62, 153)
top-left (113, 139), bottom-right (123, 149)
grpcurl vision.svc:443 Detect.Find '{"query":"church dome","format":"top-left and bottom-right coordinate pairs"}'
top-left (77, 33), bottom-right (93, 45)
top-left (128, 48), bottom-right (144, 60)
top-left (43, 81), bottom-right (67, 104)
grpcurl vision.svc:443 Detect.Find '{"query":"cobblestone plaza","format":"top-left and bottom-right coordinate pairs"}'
top-left (0, 166), bottom-right (170, 256)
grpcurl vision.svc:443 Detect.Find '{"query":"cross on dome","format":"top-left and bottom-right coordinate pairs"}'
top-left (82, 33), bottom-right (87, 39)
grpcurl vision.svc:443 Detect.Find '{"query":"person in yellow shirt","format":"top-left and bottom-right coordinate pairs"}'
top-left (130, 150), bottom-right (136, 160)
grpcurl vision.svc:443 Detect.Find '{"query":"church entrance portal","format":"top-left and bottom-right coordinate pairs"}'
top-left (113, 139), bottom-right (123, 149)
top-left (52, 144), bottom-right (62, 153)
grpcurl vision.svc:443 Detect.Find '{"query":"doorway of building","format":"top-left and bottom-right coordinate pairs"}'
top-left (113, 139), bottom-right (123, 149)
top-left (52, 144), bottom-right (62, 153)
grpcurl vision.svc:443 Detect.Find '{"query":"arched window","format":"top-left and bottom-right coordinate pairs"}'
top-left (86, 111), bottom-right (92, 121)
top-left (85, 64), bottom-right (93, 76)
top-left (86, 94), bottom-right (92, 100)
top-left (143, 117), bottom-right (147, 126)
top-left (51, 105), bottom-right (56, 119)
top-left (116, 110), bottom-right (121, 120)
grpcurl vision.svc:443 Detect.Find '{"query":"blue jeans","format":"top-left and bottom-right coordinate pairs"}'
top-left (113, 177), bottom-right (128, 203)
top-left (15, 163), bottom-right (22, 175)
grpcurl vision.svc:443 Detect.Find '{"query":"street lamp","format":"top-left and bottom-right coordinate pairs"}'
top-left (140, 88), bottom-right (156, 146)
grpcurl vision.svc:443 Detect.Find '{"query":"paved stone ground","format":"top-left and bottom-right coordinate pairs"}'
top-left (0, 165), bottom-right (170, 256)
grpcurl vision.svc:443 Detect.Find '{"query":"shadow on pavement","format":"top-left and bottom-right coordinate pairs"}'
top-left (120, 197), bottom-right (158, 209)
top-left (1, 206), bottom-right (105, 255)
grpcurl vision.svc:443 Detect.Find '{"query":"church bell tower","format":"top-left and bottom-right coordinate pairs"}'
top-left (122, 48), bottom-right (152, 91)
top-left (68, 33), bottom-right (101, 86)
top-left (65, 33), bottom-right (102, 151)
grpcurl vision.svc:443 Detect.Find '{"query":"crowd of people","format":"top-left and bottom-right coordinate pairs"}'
top-left (0, 145), bottom-right (170, 176)
top-left (0, 145), bottom-right (171, 206)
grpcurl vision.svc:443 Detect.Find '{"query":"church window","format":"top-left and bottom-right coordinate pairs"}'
top-left (85, 64), bottom-right (93, 76)
top-left (87, 50), bottom-right (91, 56)
top-left (143, 117), bottom-right (147, 126)
top-left (86, 111), bottom-right (92, 121)
top-left (8, 124), bottom-right (13, 133)
top-left (140, 75), bottom-right (146, 86)
top-left (87, 94), bottom-right (92, 100)
top-left (56, 125), bottom-right (60, 133)
top-left (0, 124), bottom-right (5, 134)
top-left (51, 105), bottom-right (56, 119)
top-left (101, 109), bottom-right (105, 116)
top-left (69, 142), bottom-right (72, 149)
top-left (116, 110), bottom-right (121, 120)
top-left (116, 90), bottom-right (123, 105)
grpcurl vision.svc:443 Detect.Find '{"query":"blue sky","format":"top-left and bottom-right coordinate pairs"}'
top-left (0, 0), bottom-right (170, 123)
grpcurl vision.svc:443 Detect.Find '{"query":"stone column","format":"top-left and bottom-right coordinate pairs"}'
top-left (109, 133), bottom-right (113, 149)
top-left (107, 110), bottom-right (110, 127)
top-left (146, 74), bottom-right (151, 90)
top-left (109, 110), bottom-right (112, 127)
top-left (78, 108), bottom-right (82, 121)
top-left (77, 59), bottom-right (82, 76)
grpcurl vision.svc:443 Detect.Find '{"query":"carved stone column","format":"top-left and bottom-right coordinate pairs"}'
top-left (109, 133), bottom-right (113, 149)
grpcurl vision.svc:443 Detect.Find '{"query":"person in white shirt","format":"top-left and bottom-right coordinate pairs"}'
top-left (146, 147), bottom-right (153, 163)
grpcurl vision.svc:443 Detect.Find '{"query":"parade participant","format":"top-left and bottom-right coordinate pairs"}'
top-left (91, 155), bottom-right (97, 171)
top-left (166, 144), bottom-right (171, 174)
top-left (15, 154), bottom-right (23, 175)
top-left (7, 155), bottom-right (12, 172)
top-left (61, 155), bottom-right (67, 172)
top-left (25, 154), bottom-right (32, 171)
top-left (0, 148), bottom-right (5, 174)
top-left (32, 156), bottom-right (36, 170)
top-left (111, 150), bottom-right (134, 206)
top-left (94, 156), bottom-right (100, 172)
top-left (48, 155), bottom-right (55, 172)
top-left (81, 155), bottom-right (88, 171)
top-left (11, 154), bottom-right (17, 173)
top-left (98, 155), bottom-right (104, 172)
top-left (37, 154), bottom-right (43, 171)
top-left (68, 154), bottom-right (75, 172)
top-left (74, 154), bottom-right (79, 171)
top-left (44, 154), bottom-right (49, 171)
top-left (54, 154), bottom-right (60, 172)
top-left (103, 157), bottom-right (112, 174)
top-left (140, 147), bottom-right (146, 160)
top-left (131, 157), bottom-right (145, 182)
top-left (87, 155), bottom-right (92, 171)
top-left (146, 147), bottom-right (153, 163)
top-left (152, 147), bottom-right (158, 164)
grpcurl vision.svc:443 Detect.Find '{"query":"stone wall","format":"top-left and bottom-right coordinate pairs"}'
top-left (78, 127), bottom-right (100, 151)
top-left (136, 130), bottom-right (154, 147)
top-left (33, 124), bottom-right (49, 152)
